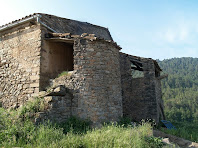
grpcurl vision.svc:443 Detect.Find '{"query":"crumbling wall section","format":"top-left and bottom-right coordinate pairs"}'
top-left (34, 85), bottom-right (73, 123)
top-left (50, 72), bottom-right (80, 119)
top-left (41, 38), bottom-right (123, 125)
top-left (120, 53), bottom-right (162, 123)
top-left (0, 23), bottom-right (41, 108)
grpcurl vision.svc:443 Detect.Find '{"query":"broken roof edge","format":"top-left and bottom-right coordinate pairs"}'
top-left (0, 13), bottom-right (113, 38)
top-left (39, 13), bottom-right (113, 41)
top-left (39, 13), bottom-right (111, 31)
top-left (120, 52), bottom-right (162, 71)
top-left (120, 52), bottom-right (152, 60)
top-left (45, 32), bottom-right (121, 50)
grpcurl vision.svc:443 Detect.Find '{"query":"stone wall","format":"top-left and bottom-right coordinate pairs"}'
top-left (0, 20), bottom-right (123, 125)
top-left (120, 53), bottom-right (164, 123)
top-left (0, 14), bottom-right (164, 125)
top-left (34, 85), bottom-right (73, 123)
top-left (73, 39), bottom-right (123, 125)
top-left (0, 23), bottom-right (41, 108)
top-left (49, 38), bottom-right (123, 125)
top-left (50, 72), bottom-right (80, 119)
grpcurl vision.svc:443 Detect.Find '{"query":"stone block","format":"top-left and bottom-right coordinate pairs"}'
top-left (30, 75), bottom-right (39, 81)
top-left (44, 96), bottom-right (53, 102)
top-left (47, 85), bottom-right (66, 96)
top-left (30, 83), bottom-right (39, 88)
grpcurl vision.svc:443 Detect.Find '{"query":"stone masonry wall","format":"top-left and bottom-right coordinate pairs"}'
top-left (33, 85), bottom-right (73, 123)
top-left (0, 14), bottom-right (164, 125)
top-left (50, 72), bottom-right (80, 120)
top-left (120, 53), bottom-right (163, 123)
top-left (39, 38), bottom-right (123, 125)
top-left (0, 23), bottom-right (41, 108)
top-left (73, 39), bottom-right (123, 125)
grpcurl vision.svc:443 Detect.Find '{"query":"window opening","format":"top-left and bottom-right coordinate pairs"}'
top-left (130, 60), bottom-right (144, 78)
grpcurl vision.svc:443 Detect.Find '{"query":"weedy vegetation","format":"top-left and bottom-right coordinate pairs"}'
top-left (160, 121), bottom-right (198, 143)
top-left (0, 99), bottom-right (165, 148)
top-left (58, 71), bottom-right (69, 78)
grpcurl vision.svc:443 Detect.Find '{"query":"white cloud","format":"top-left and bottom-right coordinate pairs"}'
top-left (162, 25), bottom-right (190, 44)
top-left (164, 29), bottom-right (177, 43)
top-left (179, 26), bottom-right (189, 41)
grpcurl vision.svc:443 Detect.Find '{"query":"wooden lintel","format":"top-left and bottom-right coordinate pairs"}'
top-left (131, 67), bottom-right (143, 71)
top-left (129, 58), bottom-right (143, 64)
top-left (45, 38), bottom-right (74, 44)
top-left (131, 61), bottom-right (143, 68)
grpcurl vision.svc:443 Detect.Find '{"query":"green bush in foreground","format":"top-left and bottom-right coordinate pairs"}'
top-left (0, 107), bottom-right (165, 148)
top-left (18, 97), bottom-right (45, 118)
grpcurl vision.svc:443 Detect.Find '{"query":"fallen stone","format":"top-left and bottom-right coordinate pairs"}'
top-left (47, 85), bottom-right (66, 96)
top-left (162, 138), bottom-right (171, 144)
top-left (44, 96), bottom-right (53, 102)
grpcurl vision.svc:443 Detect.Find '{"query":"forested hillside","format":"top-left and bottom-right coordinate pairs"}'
top-left (158, 57), bottom-right (198, 123)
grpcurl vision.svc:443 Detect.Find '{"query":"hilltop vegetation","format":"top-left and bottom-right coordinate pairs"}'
top-left (158, 57), bottom-right (198, 142)
top-left (158, 57), bottom-right (198, 123)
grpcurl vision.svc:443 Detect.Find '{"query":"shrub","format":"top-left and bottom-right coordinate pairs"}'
top-left (18, 97), bottom-right (45, 119)
top-left (58, 71), bottom-right (69, 77)
top-left (0, 107), bottom-right (35, 146)
top-left (145, 136), bottom-right (165, 148)
top-left (117, 117), bottom-right (133, 127)
top-left (57, 116), bottom-right (91, 134)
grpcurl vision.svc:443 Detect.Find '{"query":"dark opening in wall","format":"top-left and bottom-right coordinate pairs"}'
top-left (40, 40), bottom-right (74, 90)
top-left (130, 60), bottom-right (144, 78)
top-left (132, 69), bottom-right (144, 78)
top-left (47, 41), bottom-right (74, 75)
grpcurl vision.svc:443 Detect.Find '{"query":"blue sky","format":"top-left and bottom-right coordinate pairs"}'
top-left (1, 0), bottom-right (198, 60)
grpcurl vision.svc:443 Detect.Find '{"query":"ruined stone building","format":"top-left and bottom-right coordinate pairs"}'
top-left (0, 13), bottom-right (165, 125)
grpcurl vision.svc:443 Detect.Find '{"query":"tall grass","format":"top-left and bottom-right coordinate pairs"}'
top-left (0, 104), bottom-right (165, 148)
top-left (0, 121), bottom-right (155, 147)
top-left (82, 123), bottom-right (152, 148)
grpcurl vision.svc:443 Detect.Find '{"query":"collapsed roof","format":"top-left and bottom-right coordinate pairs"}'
top-left (0, 13), bottom-right (113, 41)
